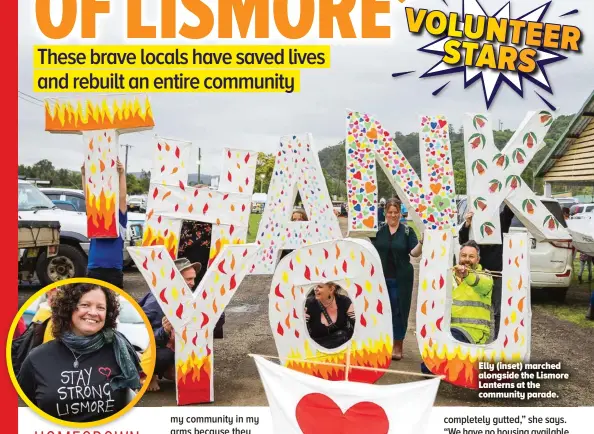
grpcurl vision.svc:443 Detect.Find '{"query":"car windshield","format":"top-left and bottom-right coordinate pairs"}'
top-left (511, 201), bottom-right (568, 229)
top-left (18, 182), bottom-right (56, 211)
top-left (118, 296), bottom-right (144, 324)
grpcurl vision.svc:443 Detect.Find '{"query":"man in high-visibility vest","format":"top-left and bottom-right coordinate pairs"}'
top-left (451, 240), bottom-right (494, 345)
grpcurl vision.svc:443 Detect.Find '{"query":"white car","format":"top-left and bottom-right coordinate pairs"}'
top-left (20, 181), bottom-right (141, 285)
top-left (127, 195), bottom-right (147, 212)
top-left (457, 196), bottom-right (573, 301)
top-left (117, 296), bottom-right (150, 353)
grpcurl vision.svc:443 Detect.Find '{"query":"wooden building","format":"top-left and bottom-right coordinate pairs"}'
top-left (536, 90), bottom-right (594, 196)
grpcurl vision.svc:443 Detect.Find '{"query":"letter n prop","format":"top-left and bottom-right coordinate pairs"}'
top-left (269, 239), bottom-right (392, 383)
top-left (416, 231), bottom-right (531, 389)
top-left (464, 112), bottom-right (570, 243)
top-left (143, 142), bottom-right (257, 261)
top-left (346, 111), bottom-right (456, 236)
top-left (44, 95), bottom-right (155, 238)
top-left (253, 134), bottom-right (342, 274)
top-left (128, 244), bottom-right (259, 404)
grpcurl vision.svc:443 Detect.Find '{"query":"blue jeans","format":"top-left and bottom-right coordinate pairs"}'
top-left (386, 278), bottom-right (412, 341)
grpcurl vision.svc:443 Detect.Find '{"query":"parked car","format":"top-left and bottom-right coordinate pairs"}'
top-left (457, 196), bottom-right (573, 301)
top-left (51, 199), bottom-right (77, 211)
top-left (19, 181), bottom-right (142, 285)
top-left (569, 203), bottom-right (594, 217)
top-left (117, 295), bottom-right (150, 353)
top-left (127, 195), bottom-right (147, 212)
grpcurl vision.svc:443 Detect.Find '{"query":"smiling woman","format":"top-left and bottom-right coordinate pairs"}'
top-left (15, 283), bottom-right (144, 424)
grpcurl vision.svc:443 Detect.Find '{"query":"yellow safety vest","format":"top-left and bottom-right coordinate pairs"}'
top-left (451, 264), bottom-right (493, 344)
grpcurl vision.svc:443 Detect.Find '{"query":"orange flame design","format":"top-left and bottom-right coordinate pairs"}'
top-left (86, 187), bottom-right (117, 237)
top-left (177, 351), bottom-right (212, 405)
top-left (142, 226), bottom-right (179, 259)
top-left (286, 337), bottom-right (391, 383)
top-left (45, 96), bottom-right (154, 132)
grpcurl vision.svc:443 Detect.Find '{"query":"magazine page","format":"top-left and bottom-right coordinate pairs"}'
top-left (9, 0), bottom-right (593, 433)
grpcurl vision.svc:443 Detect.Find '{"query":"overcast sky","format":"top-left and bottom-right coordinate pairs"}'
top-left (18, 0), bottom-right (594, 176)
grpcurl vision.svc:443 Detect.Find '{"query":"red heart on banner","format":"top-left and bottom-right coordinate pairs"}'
top-left (295, 393), bottom-right (389, 434)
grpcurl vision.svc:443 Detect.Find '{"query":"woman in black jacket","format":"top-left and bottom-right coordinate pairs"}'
top-left (305, 283), bottom-right (355, 349)
top-left (17, 283), bottom-right (142, 423)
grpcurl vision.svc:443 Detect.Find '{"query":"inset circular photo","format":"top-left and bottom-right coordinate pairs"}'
top-left (8, 278), bottom-right (156, 427)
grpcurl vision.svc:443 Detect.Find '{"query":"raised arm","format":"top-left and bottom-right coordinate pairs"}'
top-left (117, 159), bottom-right (127, 213)
top-left (81, 163), bottom-right (86, 200)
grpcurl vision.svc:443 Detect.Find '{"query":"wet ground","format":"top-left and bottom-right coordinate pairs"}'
top-left (17, 218), bottom-right (594, 408)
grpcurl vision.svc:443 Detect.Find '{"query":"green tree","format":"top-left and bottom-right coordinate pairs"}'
top-left (126, 174), bottom-right (144, 194)
top-left (255, 152), bottom-right (275, 193)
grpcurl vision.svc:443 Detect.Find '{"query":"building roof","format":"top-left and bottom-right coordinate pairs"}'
top-left (536, 90), bottom-right (594, 183)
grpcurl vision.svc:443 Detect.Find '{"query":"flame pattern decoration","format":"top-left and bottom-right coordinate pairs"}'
top-left (44, 95), bottom-right (154, 132)
top-left (416, 231), bottom-right (531, 389)
top-left (83, 130), bottom-right (120, 238)
top-left (142, 140), bottom-right (257, 261)
top-left (346, 112), bottom-right (457, 237)
top-left (270, 239), bottom-right (393, 383)
top-left (252, 134), bottom-right (342, 274)
top-left (142, 138), bottom-right (191, 258)
top-left (44, 94), bottom-right (155, 239)
top-left (464, 112), bottom-right (570, 244)
top-left (127, 244), bottom-right (260, 405)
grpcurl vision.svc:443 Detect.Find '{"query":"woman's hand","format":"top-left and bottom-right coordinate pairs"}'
top-left (162, 317), bottom-right (173, 334)
top-left (304, 306), bottom-right (310, 321)
top-left (347, 303), bottom-right (356, 321)
top-left (464, 211), bottom-right (474, 228)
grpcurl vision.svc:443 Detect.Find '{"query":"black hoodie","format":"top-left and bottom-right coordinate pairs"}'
top-left (458, 205), bottom-right (515, 273)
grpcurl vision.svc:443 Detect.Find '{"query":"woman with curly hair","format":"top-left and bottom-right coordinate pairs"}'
top-left (17, 283), bottom-right (142, 423)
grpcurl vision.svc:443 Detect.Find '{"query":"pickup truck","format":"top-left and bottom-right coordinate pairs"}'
top-left (18, 219), bottom-right (60, 283)
top-left (19, 180), bottom-right (143, 285)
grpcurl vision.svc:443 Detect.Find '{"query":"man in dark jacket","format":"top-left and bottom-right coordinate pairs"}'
top-left (140, 258), bottom-right (212, 392)
top-left (459, 204), bottom-right (515, 341)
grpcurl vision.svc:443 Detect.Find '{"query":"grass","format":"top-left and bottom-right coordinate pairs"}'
top-left (247, 213), bottom-right (262, 243)
top-left (537, 257), bottom-right (593, 329)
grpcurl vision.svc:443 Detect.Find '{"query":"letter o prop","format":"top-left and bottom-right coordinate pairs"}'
top-left (269, 239), bottom-right (393, 383)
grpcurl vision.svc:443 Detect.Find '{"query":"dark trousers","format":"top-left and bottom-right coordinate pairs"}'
top-left (155, 347), bottom-right (175, 377)
top-left (87, 267), bottom-right (124, 289)
top-left (386, 278), bottom-right (413, 341)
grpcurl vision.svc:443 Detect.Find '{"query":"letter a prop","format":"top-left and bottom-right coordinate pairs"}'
top-left (128, 244), bottom-right (259, 405)
top-left (44, 94), bottom-right (155, 238)
top-left (416, 231), bottom-right (531, 389)
top-left (464, 112), bottom-right (570, 243)
top-left (253, 134), bottom-right (342, 274)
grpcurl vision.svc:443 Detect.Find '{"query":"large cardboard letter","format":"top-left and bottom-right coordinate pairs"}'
top-left (269, 239), bottom-right (392, 383)
top-left (142, 141), bottom-right (257, 261)
top-left (45, 94), bottom-right (154, 238)
top-left (346, 111), bottom-right (457, 237)
top-left (416, 230), bottom-right (531, 389)
top-left (464, 112), bottom-right (570, 243)
top-left (253, 134), bottom-right (342, 274)
top-left (128, 244), bottom-right (259, 404)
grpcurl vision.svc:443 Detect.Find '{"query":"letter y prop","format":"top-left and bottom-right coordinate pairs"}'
top-left (464, 112), bottom-right (569, 243)
top-left (128, 244), bottom-right (259, 405)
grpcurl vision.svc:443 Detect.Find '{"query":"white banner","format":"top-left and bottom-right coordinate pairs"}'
top-left (18, 406), bottom-right (593, 433)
